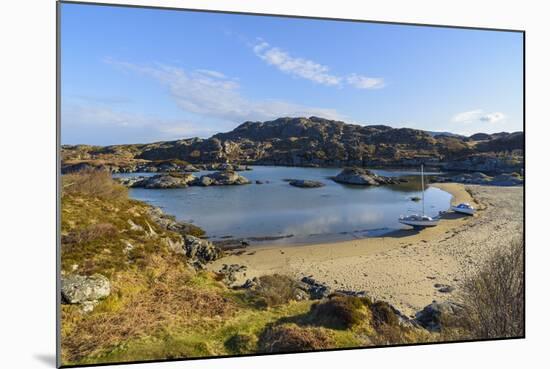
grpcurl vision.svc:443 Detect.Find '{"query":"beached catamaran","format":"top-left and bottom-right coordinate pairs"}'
top-left (399, 164), bottom-right (440, 228)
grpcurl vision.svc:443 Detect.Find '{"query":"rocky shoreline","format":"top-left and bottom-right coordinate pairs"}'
top-left (116, 170), bottom-right (251, 188)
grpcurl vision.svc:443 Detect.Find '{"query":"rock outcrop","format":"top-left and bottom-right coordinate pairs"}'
top-left (117, 171), bottom-right (251, 189)
top-left (332, 167), bottom-right (400, 186)
top-left (195, 171), bottom-right (251, 186)
top-left (183, 235), bottom-right (222, 268)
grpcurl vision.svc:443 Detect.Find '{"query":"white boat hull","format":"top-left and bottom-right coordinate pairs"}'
top-left (399, 219), bottom-right (439, 227)
top-left (451, 206), bottom-right (475, 215)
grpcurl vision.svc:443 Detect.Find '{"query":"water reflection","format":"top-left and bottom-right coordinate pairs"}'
top-left (117, 166), bottom-right (451, 245)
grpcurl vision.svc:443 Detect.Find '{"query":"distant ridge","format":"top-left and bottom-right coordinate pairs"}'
top-left (62, 116), bottom-right (524, 173)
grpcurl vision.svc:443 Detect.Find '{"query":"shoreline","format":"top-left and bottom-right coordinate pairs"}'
top-left (208, 183), bottom-right (523, 316)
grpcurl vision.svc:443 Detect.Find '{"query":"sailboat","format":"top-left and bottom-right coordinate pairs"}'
top-left (399, 164), bottom-right (440, 228)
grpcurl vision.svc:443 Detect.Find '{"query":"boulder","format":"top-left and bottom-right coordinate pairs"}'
top-left (183, 235), bottom-right (222, 266)
top-left (218, 264), bottom-right (248, 287)
top-left (61, 274), bottom-right (111, 305)
top-left (288, 179), bottom-right (325, 188)
top-left (414, 301), bottom-right (464, 331)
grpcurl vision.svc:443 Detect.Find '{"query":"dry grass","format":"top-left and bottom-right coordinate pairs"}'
top-left (63, 169), bottom-right (127, 200)
top-left (62, 223), bottom-right (118, 246)
top-left (457, 238), bottom-right (524, 339)
top-left (61, 256), bottom-right (236, 363)
top-left (258, 323), bottom-right (334, 353)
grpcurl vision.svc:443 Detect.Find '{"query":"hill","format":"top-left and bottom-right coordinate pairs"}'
top-left (62, 116), bottom-right (524, 174)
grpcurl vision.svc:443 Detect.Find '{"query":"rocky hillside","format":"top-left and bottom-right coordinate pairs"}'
top-left (62, 116), bottom-right (524, 173)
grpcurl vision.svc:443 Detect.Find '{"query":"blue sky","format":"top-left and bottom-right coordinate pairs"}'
top-left (61, 3), bottom-right (523, 145)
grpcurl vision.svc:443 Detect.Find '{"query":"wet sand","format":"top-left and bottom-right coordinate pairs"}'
top-left (208, 183), bottom-right (524, 316)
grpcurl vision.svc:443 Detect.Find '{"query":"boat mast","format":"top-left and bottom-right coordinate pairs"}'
top-left (420, 164), bottom-right (430, 216)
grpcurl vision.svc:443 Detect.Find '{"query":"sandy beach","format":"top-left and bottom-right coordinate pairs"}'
top-left (208, 183), bottom-right (524, 316)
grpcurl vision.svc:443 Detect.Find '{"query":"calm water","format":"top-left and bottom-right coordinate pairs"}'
top-left (116, 166), bottom-right (452, 245)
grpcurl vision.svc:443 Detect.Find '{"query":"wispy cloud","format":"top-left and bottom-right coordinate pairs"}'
top-left (62, 103), bottom-right (218, 140)
top-left (480, 112), bottom-right (506, 123)
top-left (253, 40), bottom-right (385, 89)
top-left (104, 58), bottom-right (343, 122)
top-left (452, 109), bottom-right (506, 124)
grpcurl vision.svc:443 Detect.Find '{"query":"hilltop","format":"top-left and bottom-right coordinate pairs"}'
top-left (62, 116), bottom-right (524, 174)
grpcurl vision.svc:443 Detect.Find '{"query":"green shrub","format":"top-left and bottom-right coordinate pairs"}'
top-left (258, 324), bottom-right (334, 353)
top-left (308, 295), bottom-right (368, 329)
top-left (224, 333), bottom-right (258, 354)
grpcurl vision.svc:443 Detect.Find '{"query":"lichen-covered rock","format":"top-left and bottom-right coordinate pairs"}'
top-left (218, 264), bottom-right (248, 287)
top-left (61, 274), bottom-right (111, 305)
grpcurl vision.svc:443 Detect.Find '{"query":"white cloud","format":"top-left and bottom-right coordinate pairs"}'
top-left (346, 74), bottom-right (385, 89)
top-left (452, 109), bottom-right (484, 123)
top-left (253, 40), bottom-right (384, 89)
top-left (452, 109), bottom-right (506, 124)
top-left (480, 112), bottom-right (506, 123)
top-left (195, 69), bottom-right (227, 79)
top-left (105, 58), bottom-right (343, 122)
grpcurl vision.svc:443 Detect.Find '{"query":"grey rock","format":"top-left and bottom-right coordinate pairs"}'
top-left (183, 235), bottom-right (222, 266)
top-left (288, 179), bottom-right (325, 188)
top-left (414, 301), bottom-right (465, 331)
top-left (198, 171), bottom-right (251, 186)
top-left (218, 264), bottom-right (248, 287)
top-left (61, 274), bottom-right (111, 305)
top-left (300, 276), bottom-right (332, 299)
